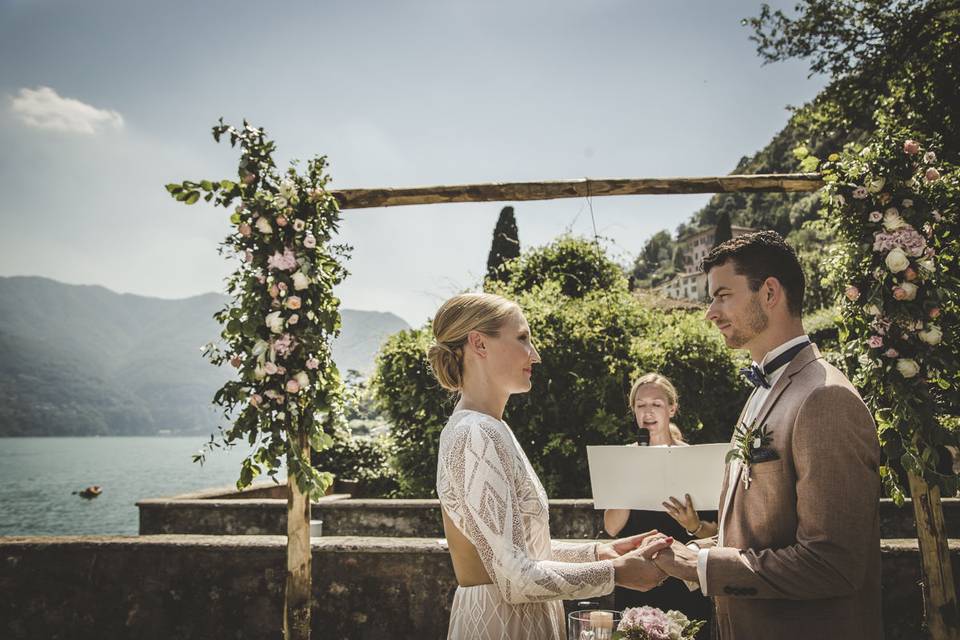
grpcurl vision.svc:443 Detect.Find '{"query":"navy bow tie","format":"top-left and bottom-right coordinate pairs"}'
top-left (740, 340), bottom-right (812, 389)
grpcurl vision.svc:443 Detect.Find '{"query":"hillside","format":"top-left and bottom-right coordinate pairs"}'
top-left (0, 277), bottom-right (407, 436)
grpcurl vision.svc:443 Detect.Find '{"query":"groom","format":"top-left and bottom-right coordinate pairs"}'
top-left (653, 231), bottom-right (882, 639)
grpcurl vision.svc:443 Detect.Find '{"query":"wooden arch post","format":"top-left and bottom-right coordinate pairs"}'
top-left (331, 171), bottom-right (955, 639)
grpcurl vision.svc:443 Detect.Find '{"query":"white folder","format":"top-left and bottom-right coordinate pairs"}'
top-left (586, 443), bottom-right (731, 511)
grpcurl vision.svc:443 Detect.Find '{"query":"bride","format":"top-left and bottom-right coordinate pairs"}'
top-left (431, 292), bottom-right (672, 640)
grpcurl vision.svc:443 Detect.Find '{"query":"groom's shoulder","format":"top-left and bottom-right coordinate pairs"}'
top-left (790, 356), bottom-right (871, 419)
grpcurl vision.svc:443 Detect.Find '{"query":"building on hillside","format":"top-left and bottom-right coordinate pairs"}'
top-left (659, 224), bottom-right (757, 302)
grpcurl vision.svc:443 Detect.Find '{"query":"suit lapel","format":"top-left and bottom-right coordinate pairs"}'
top-left (718, 343), bottom-right (821, 541)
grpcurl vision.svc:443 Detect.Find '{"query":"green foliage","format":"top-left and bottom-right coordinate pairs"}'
top-left (167, 119), bottom-right (349, 500)
top-left (500, 235), bottom-right (627, 298)
top-left (486, 206), bottom-right (521, 283)
top-left (817, 128), bottom-right (959, 500)
top-left (628, 230), bottom-right (676, 287)
top-left (311, 424), bottom-right (399, 498)
top-left (374, 237), bottom-right (749, 498)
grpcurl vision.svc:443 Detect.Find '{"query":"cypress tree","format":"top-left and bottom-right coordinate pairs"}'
top-left (714, 208), bottom-right (733, 248)
top-left (486, 206), bottom-right (520, 282)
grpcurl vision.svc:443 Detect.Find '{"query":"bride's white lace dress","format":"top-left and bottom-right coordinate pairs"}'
top-left (436, 409), bottom-right (615, 639)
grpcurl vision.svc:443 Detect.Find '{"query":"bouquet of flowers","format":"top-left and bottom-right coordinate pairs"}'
top-left (613, 606), bottom-right (705, 640)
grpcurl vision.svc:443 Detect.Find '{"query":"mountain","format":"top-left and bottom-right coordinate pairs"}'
top-left (0, 276), bottom-right (407, 436)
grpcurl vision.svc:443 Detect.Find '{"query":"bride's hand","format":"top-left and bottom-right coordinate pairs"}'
top-left (662, 494), bottom-right (700, 533)
top-left (597, 529), bottom-right (661, 560)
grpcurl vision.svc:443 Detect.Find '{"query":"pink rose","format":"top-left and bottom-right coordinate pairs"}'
top-left (852, 186), bottom-right (868, 199)
top-left (278, 282), bottom-right (288, 292)
top-left (230, 355), bottom-right (242, 368)
top-left (844, 285), bottom-right (860, 301)
top-left (893, 287), bottom-right (908, 301)
top-left (904, 268), bottom-right (918, 281)
top-left (288, 314), bottom-right (299, 325)
top-left (276, 365), bottom-right (286, 375)
top-left (868, 210), bottom-right (882, 222)
top-left (268, 284), bottom-right (279, 299)
top-left (306, 357), bottom-right (320, 370)
top-left (867, 335), bottom-right (883, 349)
top-left (884, 348), bottom-right (899, 358)
top-left (286, 296), bottom-right (302, 310)
top-left (239, 223), bottom-right (252, 237)
top-left (303, 234), bottom-right (317, 249)
top-left (925, 167), bottom-right (940, 182)
top-left (264, 361), bottom-right (278, 375)
top-left (276, 215), bottom-right (288, 227)
top-left (249, 393), bottom-right (263, 408)
top-left (285, 378), bottom-right (300, 393)
top-left (243, 250), bottom-right (254, 263)
top-left (242, 173), bottom-right (257, 185)
top-left (930, 307), bottom-right (941, 319)
top-left (903, 140), bottom-right (920, 155)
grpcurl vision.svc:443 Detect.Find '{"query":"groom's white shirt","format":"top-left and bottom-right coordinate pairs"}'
top-left (693, 334), bottom-right (811, 588)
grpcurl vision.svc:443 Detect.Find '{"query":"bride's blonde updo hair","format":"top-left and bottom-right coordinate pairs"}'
top-left (428, 292), bottom-right (520, 391)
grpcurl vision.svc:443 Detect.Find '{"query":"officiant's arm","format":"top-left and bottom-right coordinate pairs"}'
top-left (603, 509), bottom-right (630, 537)
top-left (699, 385), bottom-right (880, 599)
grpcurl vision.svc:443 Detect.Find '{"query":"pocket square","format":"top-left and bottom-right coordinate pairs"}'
top-left (750, 446), bottom-right (780, 463)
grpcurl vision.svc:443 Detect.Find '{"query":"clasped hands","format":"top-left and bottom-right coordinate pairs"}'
top-left (599, 530), bottom-right (700, 591)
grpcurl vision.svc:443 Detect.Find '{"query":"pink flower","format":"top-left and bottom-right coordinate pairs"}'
top-left (285, 296), bottom-right (302, 310)
top-left (884, 348), bottom-right (899, 358)
top-left (868, 210), bottom-right (882, 222)
top-left (268, 284), bottom-right (280, 299)
top-left (276, 215), bottom-right (288, 227)
top-left (303, 234), bottom-right (317, 249)
top-left (264, 361), bottom-right (279, 375)
top-left (930, 307), bottom-right (941, 319)
top-left (273, 334), bottom-right (296, 357)
top-left (867, 335), bottom-right (884, 348)
top-left (293, 219), bottom-right (306, 232)
top-left (242, 173), bottom-right (257, 185)
top-left (230, 355), bottom-right (242, 368)
top-left (852, 186), bottom-right (868, 199)
top-left (276, 365), bottom-right (286, 375)
top-left (288, 314), bottom-right (299, 325)
top-left (267, 248), bottom-right (298, 272)
top-left (893, 287), bottom-right (908, 301)
top-left (306, 357), bottom-right (320, 370)
top-left (285, 378), bottom-right (300, 394)
top-left (278, 282), bottom-right (288, 292)
top-left (903, 140), bottom-right (920, 155)
top-left (844, 285), bottom-right (860, 301)
top-left (249, 393), bottom-right (263, 408)
top-left (904, 267), bottom-right (918, 281)
top-left (239, 223), bottom-right (252, 237)
top-left (925, 167), bottom-right (941, 182)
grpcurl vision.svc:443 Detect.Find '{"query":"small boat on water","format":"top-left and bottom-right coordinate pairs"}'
top-left (75, 485), bottom-right (102, 499)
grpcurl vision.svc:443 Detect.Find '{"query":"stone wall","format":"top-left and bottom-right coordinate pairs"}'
top-left (1, 535), bottom-right (957, 640)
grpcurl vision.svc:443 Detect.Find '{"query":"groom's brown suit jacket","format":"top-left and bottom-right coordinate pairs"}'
top-left (696, 343), bottom-right (882, 640)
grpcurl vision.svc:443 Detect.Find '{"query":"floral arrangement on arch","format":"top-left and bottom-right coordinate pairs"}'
top-left (805, 130), bottom-right (959, 501)
top-left (613, 606), bottom-right (705, 640)
top-left (166, 120), bottom-right (350, 498)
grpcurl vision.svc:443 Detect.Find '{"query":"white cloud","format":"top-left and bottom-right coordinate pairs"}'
top-left (9, 86), bottom-right (124, 134)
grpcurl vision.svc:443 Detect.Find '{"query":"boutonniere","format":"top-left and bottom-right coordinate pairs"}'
top-left (726, 419), bottom-right (773, 489)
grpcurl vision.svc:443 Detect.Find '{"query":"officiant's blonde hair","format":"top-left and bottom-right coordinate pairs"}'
top-left (629, 373), bottom-right (684, 443)
top-left (428, 293), bottom-right (520, 392)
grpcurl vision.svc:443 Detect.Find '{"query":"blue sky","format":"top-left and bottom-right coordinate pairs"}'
top-left (0, 0), bottom-right (825, 326)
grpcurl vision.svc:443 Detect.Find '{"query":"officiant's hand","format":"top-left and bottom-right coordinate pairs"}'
top-left (651, 539), bottom-right (700, 583)
top-left (596, 529), bottom-right (663, 560)
top-left (611, 534), bottom-right (674, 591)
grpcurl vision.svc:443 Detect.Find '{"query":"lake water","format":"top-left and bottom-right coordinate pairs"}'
top-left (0, 437), bottom-right (287, 536)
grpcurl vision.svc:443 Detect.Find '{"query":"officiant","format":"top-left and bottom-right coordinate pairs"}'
top-left (603, 373), bottom-right (716, 639)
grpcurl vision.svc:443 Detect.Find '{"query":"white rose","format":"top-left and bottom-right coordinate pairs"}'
top-left (291, 271), bottom-right (310, 291)
top-left (918, 325), bottom-right (943, 345)
top-left (252, 339), bottom-right (270, 357)
top-left (867, 177), bottom-right (885, 193)
top-left (883, 208), bottom-right (906, 230)
top-left (265, 311), bottom-right (285, 334)
top-left (255, 217), bottom-right (273, 235)
top-left (899, 281), bottom-right (918, 300)
top-left (885, 247), bottom-right (910, 273)
top-left (274, 196), bottom-right (288, 208)
top-left (896, 359), bottom-right (920, 378)
top-left (279, 179), bottom-right (296, 199)
top-left (294, 371), bottom-right (310, 390)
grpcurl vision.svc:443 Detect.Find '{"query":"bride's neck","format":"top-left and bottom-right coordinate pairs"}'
top-left (456, 378), bottom-right (509, 421)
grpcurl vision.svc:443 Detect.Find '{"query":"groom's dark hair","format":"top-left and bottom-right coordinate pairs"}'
top-left (700, 231), bottom-right (805, 317)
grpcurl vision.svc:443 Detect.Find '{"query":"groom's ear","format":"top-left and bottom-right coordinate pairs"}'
top-left (761, 276), bottom-right (783, 309)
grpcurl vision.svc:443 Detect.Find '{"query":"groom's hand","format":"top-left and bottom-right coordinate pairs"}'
top-left (652, 539), bottom-right (700, 583)
top-left (597, 529), bottom-right (662, 560)
top-left (611, 534), bottom-right (674, 591)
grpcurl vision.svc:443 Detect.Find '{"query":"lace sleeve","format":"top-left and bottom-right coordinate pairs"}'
top-left (438, 416), bottom-right (614, 604)
top-left (551, 541), bottom-right (600, 563)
